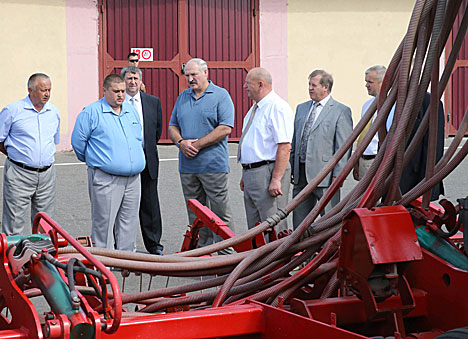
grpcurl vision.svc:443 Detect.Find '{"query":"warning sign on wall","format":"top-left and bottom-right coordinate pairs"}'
top-left (131, 48), bottom-right (153, 61)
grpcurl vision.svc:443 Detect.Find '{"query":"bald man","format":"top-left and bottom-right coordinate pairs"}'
top-left (238, 68), bottom-right (294, 235)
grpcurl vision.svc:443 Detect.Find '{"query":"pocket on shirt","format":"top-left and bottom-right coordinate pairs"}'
top-left (131, 121), bottom-right (143, 141)
top-left (201, 108), bottom-right (217, 126)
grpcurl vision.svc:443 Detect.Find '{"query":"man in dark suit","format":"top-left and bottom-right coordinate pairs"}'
top-left (121, 66), bottom-right (164, 255)
top-left (398, 92), bottom-right (445, 200)
top-left (290, 69), bottom-right (353, 229)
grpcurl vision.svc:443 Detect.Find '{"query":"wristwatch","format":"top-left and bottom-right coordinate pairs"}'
top-left (176, 138), bottom-right (183, 148)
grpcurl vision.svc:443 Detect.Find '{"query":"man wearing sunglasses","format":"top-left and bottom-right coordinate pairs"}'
top-left (127, 52), bottom-right (146, 92)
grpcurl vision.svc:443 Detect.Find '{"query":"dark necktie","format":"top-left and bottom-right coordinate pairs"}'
top-left (299, 102), bottom-right (319, 162)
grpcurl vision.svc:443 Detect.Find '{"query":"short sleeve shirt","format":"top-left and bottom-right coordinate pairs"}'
top-left (169, 81), bottom-right (235, 173)
top-left (239, 90), bottom-right (294, 164)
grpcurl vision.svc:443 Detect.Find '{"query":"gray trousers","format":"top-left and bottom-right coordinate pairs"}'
top-left (88, 168), bottom-right (141, 251)
top-left (2, 159), bottom-right (56, 235)
top-left (292, 163), bottom-right (340, 230)
top-left (180, 172), bottom-right (233, 254)
top-left (242, 162), bottom-right (290, 232)
top-left (358, 156), bottom-right (374, 180)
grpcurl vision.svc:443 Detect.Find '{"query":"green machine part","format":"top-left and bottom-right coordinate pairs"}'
top-left (6, 234), bottom-right (51, 246)
top-left (416, 226), bottom-right (468, 271)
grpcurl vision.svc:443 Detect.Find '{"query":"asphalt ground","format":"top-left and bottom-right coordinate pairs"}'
top-left (0, 139), bottom-right (467, 306)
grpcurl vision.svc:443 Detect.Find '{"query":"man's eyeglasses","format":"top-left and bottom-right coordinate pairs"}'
top-left (129, 59), bottom-right (139, 63)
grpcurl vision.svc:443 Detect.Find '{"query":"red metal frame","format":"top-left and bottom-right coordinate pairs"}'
top-left (181, 199), bottom-right (271, 253)
top-left (1, 204), bottom-right (468, 338)
top-left (32, 212), bottom-right (122, 335)
top-left (0, 234), bottom-right (42, 338)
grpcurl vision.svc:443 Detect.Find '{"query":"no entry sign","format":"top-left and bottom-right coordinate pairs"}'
top-left (131, 48), bottom-right (153, 61)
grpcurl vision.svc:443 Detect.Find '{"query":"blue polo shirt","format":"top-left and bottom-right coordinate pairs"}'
top-left (169, 81), bottom-right (234, 173)
top-left (71, 98), bottom-right (145, 176)
top-left (0, 96), bottom-right (60, 167)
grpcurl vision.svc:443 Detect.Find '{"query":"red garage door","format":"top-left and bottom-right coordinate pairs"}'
top-left (98, 0), bottom-right (259, 142)
top-left (445, 0), bottom-right (468, 135)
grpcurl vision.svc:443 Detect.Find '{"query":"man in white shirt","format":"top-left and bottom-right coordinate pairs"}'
top-left (238, 67), bottom-right (294, 234)
top-left (353, 65), bottom-right (387, 181)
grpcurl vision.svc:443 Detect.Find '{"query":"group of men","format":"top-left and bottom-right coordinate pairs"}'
top-left (0, 54), bottom-right (165, 255)
top-left (169, 60), bottom-right (354, 243)
top-left (0, 57), bottom-right (443, 254)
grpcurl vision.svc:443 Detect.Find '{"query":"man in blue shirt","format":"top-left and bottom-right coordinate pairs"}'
top-left (71, 74), bottom-right (145, 251)
top-left (169, 58), bottom-right (234, 253)
top-left (0, 73), bottom-right (60, 235)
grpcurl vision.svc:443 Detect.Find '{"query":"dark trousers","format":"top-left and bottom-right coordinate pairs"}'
top-left (292, 163), bottom-right (340, 230)
top-left (139, 165), bottom-right (163, 253)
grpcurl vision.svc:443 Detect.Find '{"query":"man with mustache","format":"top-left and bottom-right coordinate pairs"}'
top-left (72, 74), bottom-right (145, 251)
top-left (169, 58), bottom-right (234, 253)
top-left (0, 73), bottom-right (60, 235)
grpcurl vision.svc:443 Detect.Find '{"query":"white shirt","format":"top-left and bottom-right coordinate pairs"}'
top-left (308, 95), bottom-right (331, 127)
top-left (361, 97), bottom-right (396, 155)
top-left (125, 92), bottom-right (144, 144)
top-left (239, 90), bottom-right (294, 164)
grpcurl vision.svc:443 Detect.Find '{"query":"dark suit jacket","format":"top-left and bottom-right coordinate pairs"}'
top-left (400, 92), bottom-right (444, 200)
top-left (140, 92), bottom-right (163, 180)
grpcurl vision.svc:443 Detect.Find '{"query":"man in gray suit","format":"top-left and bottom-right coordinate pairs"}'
top-left (290, 69), bottom-right (353, 229)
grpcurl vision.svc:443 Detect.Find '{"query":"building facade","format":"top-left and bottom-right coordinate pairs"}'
top-left (0, 0), bottom-right (425, 149)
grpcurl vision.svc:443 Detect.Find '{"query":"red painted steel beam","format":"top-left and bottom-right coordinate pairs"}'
top-left (0, 330), bottom-right (29, 338)
top-left (182, 199), bottom-right (254, 253)
top-left (101, 304), bottom-right (265, 338)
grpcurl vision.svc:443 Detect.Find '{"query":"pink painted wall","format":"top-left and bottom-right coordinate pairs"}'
top-left (259, 0), bottom-right (288, 101)
top-left (62, 0), bottom-right (99, 151)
